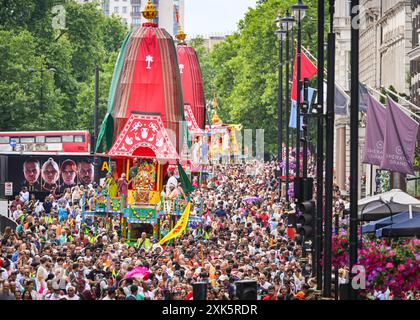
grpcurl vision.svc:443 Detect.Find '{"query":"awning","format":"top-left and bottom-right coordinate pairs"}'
top-left (375, 215), bottom-right (420, 237)
top-left (362, 211), bottom-right (420, 233)
top-left (107, 113), bottom-right (179, 163)
top-left (345, 189), bottom-right (420, 221)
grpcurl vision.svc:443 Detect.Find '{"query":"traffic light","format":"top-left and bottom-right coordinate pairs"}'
top-left (294, 177), bottom-right (313, 202)
top-left (296, 200), bottom-right (315, 243)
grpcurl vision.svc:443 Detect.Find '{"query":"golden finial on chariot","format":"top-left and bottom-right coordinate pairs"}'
top-left (142, 0), bottom-right (158, 21)
top-left (176, 24), bottom-right (187, 44)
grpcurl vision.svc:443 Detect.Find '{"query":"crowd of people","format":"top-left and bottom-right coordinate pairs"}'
top-left (0, 159), bottom-right (357, 300)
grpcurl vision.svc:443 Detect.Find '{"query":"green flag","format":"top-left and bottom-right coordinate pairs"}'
top-left (177, 161), bottom-right (195, 194)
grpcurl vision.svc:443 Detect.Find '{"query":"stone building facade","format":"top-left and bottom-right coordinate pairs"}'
top-left (333, 0), bottom-right (414, 196)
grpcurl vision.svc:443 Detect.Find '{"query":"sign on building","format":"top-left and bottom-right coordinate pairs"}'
top-left (5, 182), bottom-right (13, 196)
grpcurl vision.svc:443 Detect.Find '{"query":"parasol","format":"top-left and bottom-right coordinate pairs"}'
top-left (124, 266), bottom-right (150, 280)
top-left (242, 196), bottom-right (261, 204)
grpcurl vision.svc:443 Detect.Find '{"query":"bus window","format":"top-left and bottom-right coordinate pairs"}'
top-left (74, 135), bottom-right (85, 142)
top-left (62, 135), bottom-right (74, 142)
top-left (20, 137), bottom-right (35, 143)
top-left (35, 136), bottom-right (45, 143)
top-left (45, 136), bottom-right (61, 143)
top-left (10, 137), bottom-right (20, 143)
top-left (0, 136), bottom-right (9, 143)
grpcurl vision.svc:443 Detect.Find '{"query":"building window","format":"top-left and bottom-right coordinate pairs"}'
top-left (114, 6), bottom-right (119, 13)
top-left (122, 6), bottom-right (127, 13)
top-left (133, 6), bottom-right (141, 13)
top-left (132, 18), bottom-right (141, 25)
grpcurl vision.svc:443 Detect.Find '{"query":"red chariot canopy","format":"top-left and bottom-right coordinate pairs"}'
top-left (176, 44), bottom-right (206, 130)
top-left (108, 25), bottom-right (184, 155)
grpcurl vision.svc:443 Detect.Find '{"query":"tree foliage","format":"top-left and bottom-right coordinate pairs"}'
top-left (0, 0), bottom-right (128, 133)
top-left (190, 0), bottom-right (326, 154)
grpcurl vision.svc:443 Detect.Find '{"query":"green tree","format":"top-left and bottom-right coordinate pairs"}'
top-left (190, 0), bottom-right (325, 154)
top-left (0, 0), bottom-right (128, 133)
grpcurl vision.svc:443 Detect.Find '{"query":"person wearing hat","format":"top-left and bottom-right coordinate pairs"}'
top-left (218, 275), bottom-right (235, 298)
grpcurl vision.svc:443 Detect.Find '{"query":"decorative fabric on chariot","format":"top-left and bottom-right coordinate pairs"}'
top-left (96, 20), bottom-right (186, 156)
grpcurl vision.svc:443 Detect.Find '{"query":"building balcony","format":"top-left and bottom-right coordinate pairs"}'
top-left (408, 44), bottom-right (420, 61)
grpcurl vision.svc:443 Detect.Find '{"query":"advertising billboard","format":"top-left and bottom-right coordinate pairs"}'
top-left (6, 155), bottom-right (110, 196)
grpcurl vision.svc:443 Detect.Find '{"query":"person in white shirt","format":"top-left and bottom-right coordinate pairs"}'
top-left (12, 205), bottom-right (23, 221)
top-left (75, 212), bottom-right (82, 232)
top-left (19, 187), bottom-right (30, 204)
top-left (45, 282), bottom-right (62, 300)
top-left (64, 286), bottom-right (80, 300)
top-left (102, 288), bottom-right (116, 300)
top-left (35, 257), bottom-right (49, 292)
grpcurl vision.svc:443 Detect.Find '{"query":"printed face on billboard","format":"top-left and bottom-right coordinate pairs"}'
top-left (61, 159), bottom-right (77, 185)
top-left (41, 158), bottom-right (60, 191)
top-left (7, 155), bottom-right (109, 195)
top-left (23, 160), bottom-right (41, 185)
top-left (78, 158), bottom-right (94, 185)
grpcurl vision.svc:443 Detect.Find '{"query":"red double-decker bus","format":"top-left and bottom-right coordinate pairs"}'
top-left (0, 130), bottom-right (90, 155)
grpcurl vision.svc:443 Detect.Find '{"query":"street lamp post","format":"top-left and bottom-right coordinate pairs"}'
top-left (28, 67), bottom-right (56, 109)
top-left (275, 17), bottom-right (287, 199)
top-left (316, 0), bottom-right (325, 291)
top-left (349, 0), bottom-right (360, 301)
top-left (323, 0), bottom-right (335, 298)
top-left (281, 12), bottom-right (294, 208)
top-left (291, 0), bottom-right (308, 181)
